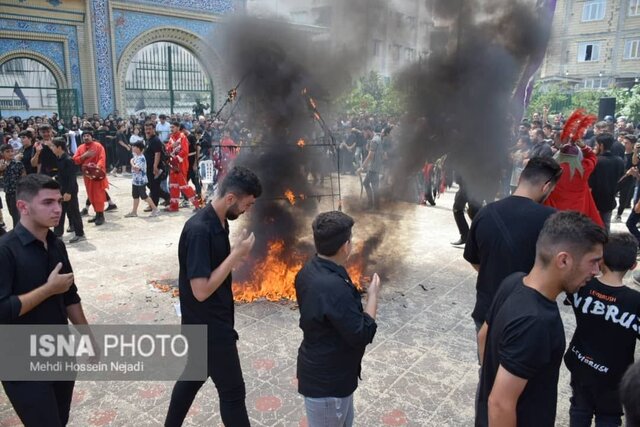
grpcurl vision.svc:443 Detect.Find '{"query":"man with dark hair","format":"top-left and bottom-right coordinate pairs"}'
top-left (295, 211), bottom-right (381, 426)
top-left (181, 123), bottom-right (202, 202)
top-left (18, 130), bottom-right (37, 175)
top-left (358, 125), bottom-right (383, 209)
top-left (165, 122), bottom-right (200, 212)
top-left (589, 133), bottom-right (625, 231)
top-left (156, 114), bottom-right (170, 143)
top-left (476, 211), bottom-right (607, 427)
top-left (464, 157), bottom-right (561, 336)
top-left (564, 232), bottom-right (640, 427)
top-left (0, 143), bottom-right (26, 228)
top-left (620, 361), bottom-right (640, 427)
top-left (31, 124), bottom-right (58, 177)
top-left (614, 134), bottom-right (638, 222)
top-left (143, 122), bottom-right (170, 209)
top-left (0, 174), bottom-right (91, 426)
top-left (529, 129), bottom-right (553, 159)
top-left (165, 166), bottom-right (262, 427)
top-left (51, 138), bottom-right (85, 243)
top-left (73, 130), bottom-right (109, 226)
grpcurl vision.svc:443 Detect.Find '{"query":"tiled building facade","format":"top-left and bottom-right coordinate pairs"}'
top-left (0, 0), bottom-right (242, 117)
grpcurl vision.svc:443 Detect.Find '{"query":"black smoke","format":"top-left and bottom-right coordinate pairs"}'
top-left (390, 0), bottom-right (555, 201)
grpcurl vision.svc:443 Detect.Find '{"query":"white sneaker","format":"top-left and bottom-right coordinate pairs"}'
top-left (149, 209), bottom-right (161, 217)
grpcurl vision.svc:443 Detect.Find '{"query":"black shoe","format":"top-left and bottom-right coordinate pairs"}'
top-left (69, 234), bottom-right (86, 243)
top-left (105, 204), bottom-right (118, 212)
top-left (451, 238), bottom-right (466, 246)
top-left (88, 216), bottom-right (97, 223)
top-left (94, 213), bottom-right (105, 226)
top-left (67, 226), bottom-right (74, 233)
top-left (143, 207), bottom-right (153, 212)
top-left (81, 208), bottom-right (89, 216)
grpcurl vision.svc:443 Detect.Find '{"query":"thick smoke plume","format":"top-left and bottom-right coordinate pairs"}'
top-left (221, 15), bottom-right (386, 285)
top-left (391, 0), bottom-right (555, 201)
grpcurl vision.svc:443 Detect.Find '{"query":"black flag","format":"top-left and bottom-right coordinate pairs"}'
top-left (13, 82), bottom-right (30, 111)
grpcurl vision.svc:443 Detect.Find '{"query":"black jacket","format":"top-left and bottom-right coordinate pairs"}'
top-left (295, 256), bottom-right (377, 398)
top-left (55, 152), bottom-right (79, 196)
top-left (589, 151), bottom-right (625, 212)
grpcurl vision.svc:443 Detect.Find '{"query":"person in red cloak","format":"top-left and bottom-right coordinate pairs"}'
top-left (165, 122), bottom-right (201, 212)
top-left (73, 129), bottom-right (109, 225)
top-left (543, 140), bottom-right (604, 227)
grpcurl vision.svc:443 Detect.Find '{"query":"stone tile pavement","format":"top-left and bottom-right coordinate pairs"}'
top-left (1, 173), bottom-right (638, 426)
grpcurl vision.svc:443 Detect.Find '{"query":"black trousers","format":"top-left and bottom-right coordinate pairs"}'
top-left (617, 176), bottom-right (635, 217)
top-left (569, 380), bottom-right (623, 427)
top-left (2, 380), bottom-right (75, 427)
top-left (55, 192), bottom-right (84, 237)
top-left (165, 342), bottom-right (249, 427)
top-left (453, 185), bottom-right (480, 240)
top-left (5, 192), bottom-right (19, 228)
top-left (363, 171), bottom-right (380, 208)
top-left (147, 175), bottom-right (170, 206)
top-left (187, 168), bottom-right (202, 196)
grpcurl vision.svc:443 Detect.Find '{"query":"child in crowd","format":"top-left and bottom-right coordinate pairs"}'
top-left (124, 141), bottom-right (159, 218)
top-left (0, 144), bottom-right (26, 228)
top-left (564, 232), bottom-right (640, 426)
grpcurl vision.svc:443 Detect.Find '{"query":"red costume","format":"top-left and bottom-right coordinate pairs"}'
top-left (73, 140), bottom-right (109, 213)
top-left (544, 145), bottom-right (604, 227)
top-left (166, 131), bottom-right (199, 212)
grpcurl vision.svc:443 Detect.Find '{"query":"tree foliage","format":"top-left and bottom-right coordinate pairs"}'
top-left (336, 71), bottom-right (405, 117)
top-left (527, 81), bottom-right (640, 123)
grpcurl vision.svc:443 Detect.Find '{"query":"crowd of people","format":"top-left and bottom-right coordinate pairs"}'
top-left (1, 106), bottom-right (640, 427)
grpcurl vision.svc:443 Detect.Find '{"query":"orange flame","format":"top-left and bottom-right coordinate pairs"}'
top-left (310, 98), bottom-right (317, 109)
top-left (313, 112), bottom-right (321, 121)
top-left (232, 241), bottom-right (367, 302)
top-left (284, 190), bottom-right (296, 205)
top-left (297, 138), bottom-right (305, 147)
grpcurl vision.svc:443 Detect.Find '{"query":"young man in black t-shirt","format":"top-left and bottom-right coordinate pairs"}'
top-left (465, 157), bottom-right (561, 339)
top-left (165, 166), bottom-right (261, 427)
top-left (564, 232), bottom-right (640, 426)
top-left (476, 211), bottom-right (607, 427)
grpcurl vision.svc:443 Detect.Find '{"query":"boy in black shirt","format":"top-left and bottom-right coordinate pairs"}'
top-left (476, 211), bottom-right (607, 427)
top-left (564, 232), bottom-right (640, 426)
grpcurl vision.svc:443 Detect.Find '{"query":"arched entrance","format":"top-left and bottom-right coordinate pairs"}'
top-left (0, 57), bottom-right (60, 117)
top-left (124, 42), bottom-right (213, 116)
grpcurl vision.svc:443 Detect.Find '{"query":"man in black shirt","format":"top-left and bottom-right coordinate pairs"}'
top-left (465, 157), bottom-right (561, 338)
top-left (0, 174), bottom-right (91, 426)
top-left (165, 166), bottom-right (262, 427)
top-left (143, 122), bottom-right (169, 208)
top-left (589, 133), bottom-right (625, 231)
top-left (476, 211), bottom-right (607, 427)
top-left (615, 134), bottom-right (637, 222)
top-left (564, 233), bottom-right (640, 426)
top-left (294, 211), bottom-right (381, 426)
top-left (18, 130), bottom-right (37, 174)
top-left (31, 124), bottom-right (58, 177)
top-left (52, 138), bottom-right (85, 243)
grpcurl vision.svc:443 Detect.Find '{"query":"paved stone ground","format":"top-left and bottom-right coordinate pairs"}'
top-left (1, 173), bottom-right (638, 426)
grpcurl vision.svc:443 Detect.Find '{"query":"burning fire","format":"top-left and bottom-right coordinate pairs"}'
top-left (297, 138), bottom-right (305, 147)
top-left (284, 190), bottom-right (296, 205)
top-left (232, 241), bottom-right (368, 303)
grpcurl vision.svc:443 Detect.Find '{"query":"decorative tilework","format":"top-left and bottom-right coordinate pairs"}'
top-left (124, 0), bottom-right (233, 14)
top-left (90, 0), bottom-right (115, 116)
top-left (0, 18), bottom-right (84, 112)
top-left (0, 39), bottom-right (64, 74)
top-left (112, 10), bottom-right (220, 61)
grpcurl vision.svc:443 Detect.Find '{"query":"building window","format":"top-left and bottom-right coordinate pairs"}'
top-left (373, 40), bottom-right (382, 57)
top-left (624, 39), bottom-right (640, 59)
top-left (404, 48), bottom-right (415, 62)
top-left (579, 78), bottom-right (610, 90)
top-left (578, 42), bottom-right (601, 62)
top-left (630, 0), bottom-right (640, 16)
top-left (391, 44), bottom-right (401, 62)
top-left (582, 0), bottom-right (606, 21)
